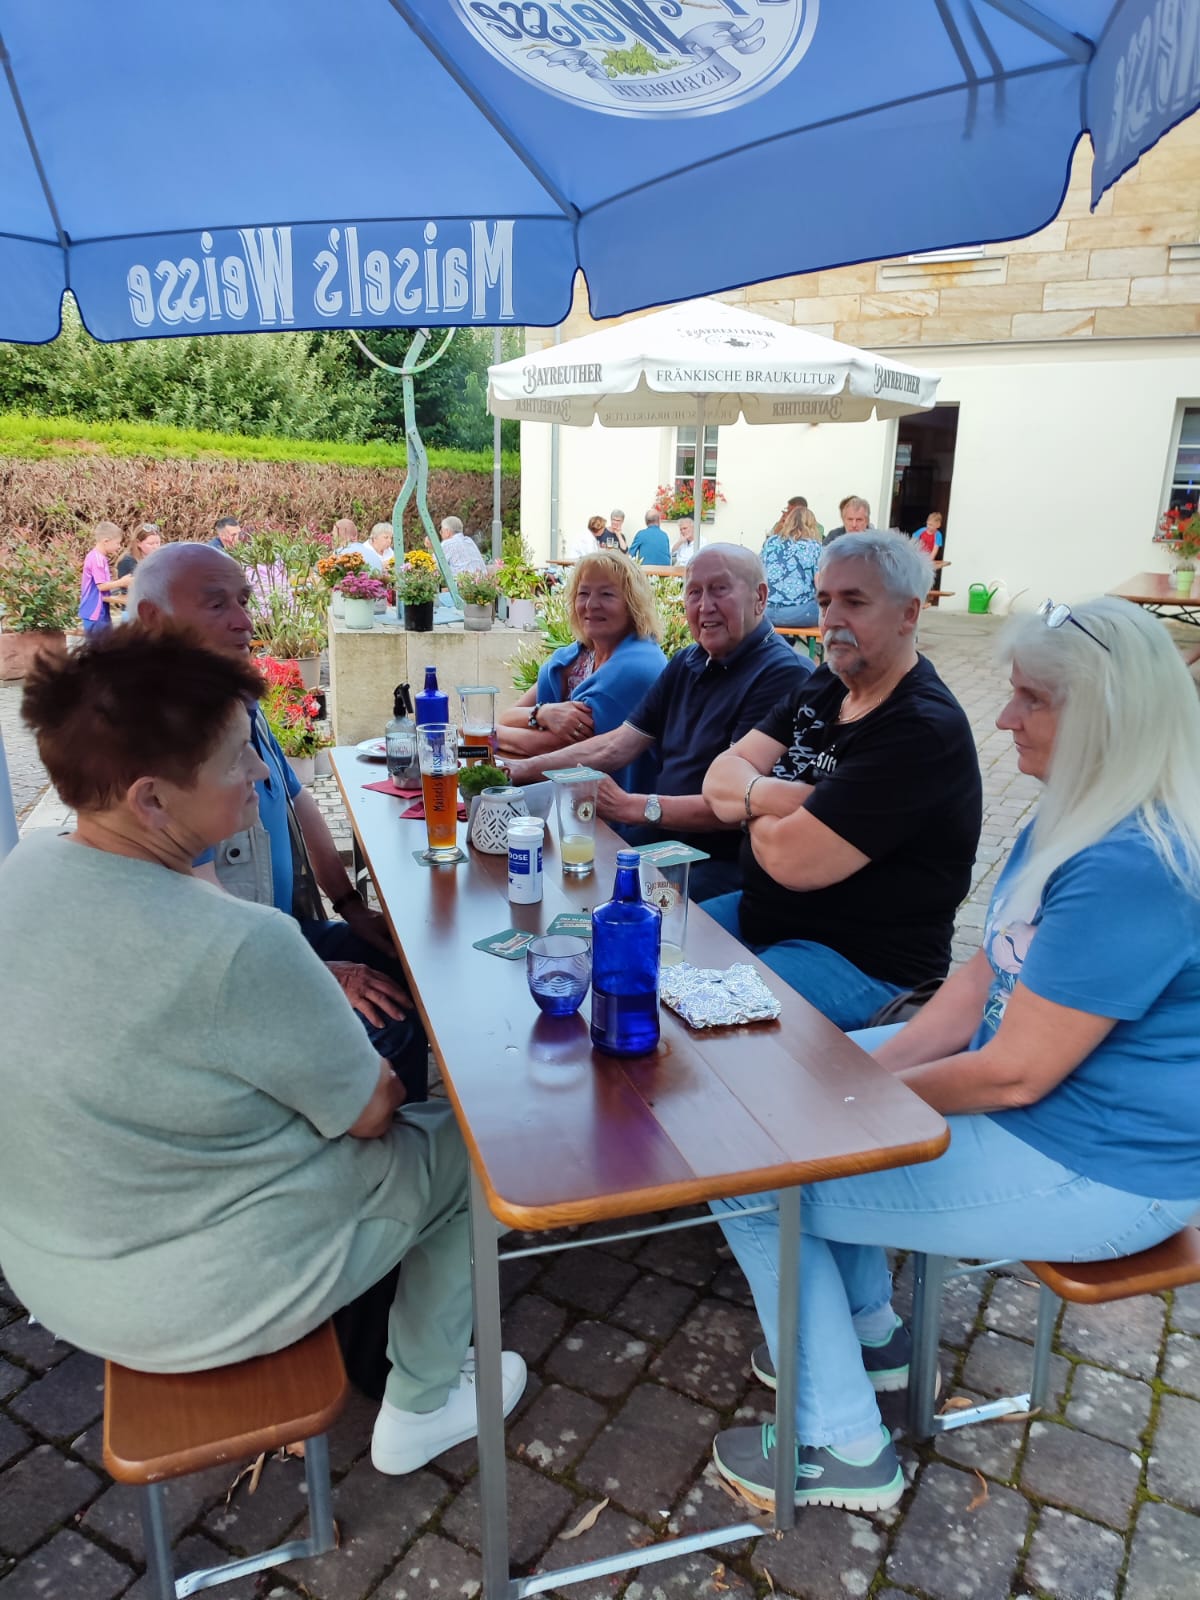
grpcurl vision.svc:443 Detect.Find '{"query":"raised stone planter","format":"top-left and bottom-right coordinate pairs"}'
top-left (0, 629), bottom-right (67, 681)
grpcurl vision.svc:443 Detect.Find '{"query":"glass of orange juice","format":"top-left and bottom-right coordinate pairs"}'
top-left (550, 768), bottom-right (600, 877)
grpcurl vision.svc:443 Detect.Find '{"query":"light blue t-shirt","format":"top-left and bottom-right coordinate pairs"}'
top-left (195, 707), bottom-right (302, 915)
top-left (979, 819), bottom-right (1200, 1199)
top-left (628, 526), bottom-right (671, 565)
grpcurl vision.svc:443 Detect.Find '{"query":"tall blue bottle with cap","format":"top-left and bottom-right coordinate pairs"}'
top-left (414, 665), bottom-right (448, 726)
top-left (590, 850), bottom-right (661, 1057)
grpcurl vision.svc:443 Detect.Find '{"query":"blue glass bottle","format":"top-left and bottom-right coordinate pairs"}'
top-left (414, 665), bottom-right (448, 726)
top-left (590, 850), bottom-right (661, 1057)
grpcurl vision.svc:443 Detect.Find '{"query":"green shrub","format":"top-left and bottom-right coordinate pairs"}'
top-left (0, 541), bottom-right (78, 632)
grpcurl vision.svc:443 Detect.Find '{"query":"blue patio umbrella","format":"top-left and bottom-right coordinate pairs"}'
top-left (0, 1), bottom-right (1195, 344)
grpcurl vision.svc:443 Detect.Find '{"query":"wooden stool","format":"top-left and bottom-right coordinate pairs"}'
top-left (908, 1228), bottom-right (1200, 1439)
top-left (103, 1320), bottom-right (348, 1599)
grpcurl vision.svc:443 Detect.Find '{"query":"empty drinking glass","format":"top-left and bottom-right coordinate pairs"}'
top-left (526, 935), bottom-right (591, 1016)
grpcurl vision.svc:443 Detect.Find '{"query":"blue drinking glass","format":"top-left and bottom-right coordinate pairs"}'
top-left (526, 935), bottom-right (591, 1017)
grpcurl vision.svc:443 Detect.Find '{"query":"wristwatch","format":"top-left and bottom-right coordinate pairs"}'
top-left (528, 704), bottom-right (542, 729)
top-left (643, 794), bottom-right (663, 824)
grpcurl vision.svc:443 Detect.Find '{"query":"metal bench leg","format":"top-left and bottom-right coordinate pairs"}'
top-left (138, 1483), bottom-right (176, 1600)
top-left (907, 1252), bottom-right (947, 1441)
top-left (1029, 1283), bottom-right (1059, 1410)
top-left (304, 1432), bottom-right (337, 1555)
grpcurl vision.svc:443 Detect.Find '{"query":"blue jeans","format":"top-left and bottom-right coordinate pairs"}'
top-left (699, 893), bottom-right (904, 1031)
top-left (298, 918), bottom-right (428, 1104)
top-left (766, 600), bottom-right (819, 628)
top-left (712, 1022), bottom-right (1200, 1450)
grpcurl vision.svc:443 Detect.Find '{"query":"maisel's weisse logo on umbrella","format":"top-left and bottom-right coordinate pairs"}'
top-left (456, 0), bottom-right (818, 117)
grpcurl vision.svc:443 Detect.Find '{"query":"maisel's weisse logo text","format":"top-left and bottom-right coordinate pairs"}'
top-left (456, 0), bottom-right (818, 118)
top-left (124, 221), bottom-right (516, 332)
top-left (1103, 1), bottom-right (1200, 174)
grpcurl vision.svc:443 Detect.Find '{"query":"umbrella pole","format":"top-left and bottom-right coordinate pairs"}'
top-left (491, 327), bottom-right (503, 566)
top-left (694, 394), bottom-right (705, 554)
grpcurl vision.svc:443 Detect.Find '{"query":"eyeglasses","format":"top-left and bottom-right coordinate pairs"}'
top-left (1038, 599), bottom-right (1111, 652)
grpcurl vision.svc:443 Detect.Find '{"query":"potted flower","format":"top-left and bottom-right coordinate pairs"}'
top-left (1155, 504), bottom-right (1200, 592)
top-left (494, 560), bottom-right (547, 630)
top-left (395, 556), bottom-right (440, 633)
top-left (0, 541), bottom-right (77, 679)
top-left (457, 571), bottom-right (499, 632)
top-left (337, 571), bottom-right (388, 629)
top-left (260, 658), bottom-right (329, 784)
top-left (249, 583), bottom-right (327, 687)
top-left (316, 550), bottom-right (365, 616)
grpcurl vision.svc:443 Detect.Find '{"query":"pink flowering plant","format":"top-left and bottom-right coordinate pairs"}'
top-left (337, 572), bottom-right (388, 602)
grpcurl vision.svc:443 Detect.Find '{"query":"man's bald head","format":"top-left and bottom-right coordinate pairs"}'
top-left (130, 543), bottom-right (254, 660)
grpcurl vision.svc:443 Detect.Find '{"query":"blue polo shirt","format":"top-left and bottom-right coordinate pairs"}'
top-left (194, 708), bottom-right (302, 914)
top-left (626, 620), bottom-right (810, 859)
top-left (629, 526), bottom-right (671, 565)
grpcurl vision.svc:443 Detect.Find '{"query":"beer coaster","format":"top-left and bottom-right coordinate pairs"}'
top-left (628, 839), bottom-right (711, 866)
top-left (411, 849), bottom-right (467, 867)
top-left (473, 927), bottom-right (536, 960)
top-left (547, 912), bottom-right (592, 939)
top-left (545, 766), bottom-right (605, 782)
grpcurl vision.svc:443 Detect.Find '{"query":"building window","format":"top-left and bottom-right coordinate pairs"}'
top-left (674, 425), bottom-right (719, 521)
top-left (1170, 406), bottom-right (1200, 509)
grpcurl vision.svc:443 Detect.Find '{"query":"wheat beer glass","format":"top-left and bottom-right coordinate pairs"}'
top-left (416, 723), bottom-right (460, 861)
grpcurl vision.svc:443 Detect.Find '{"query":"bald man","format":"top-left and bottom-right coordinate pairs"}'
top-left (505, 544), bottom-right (810, 899)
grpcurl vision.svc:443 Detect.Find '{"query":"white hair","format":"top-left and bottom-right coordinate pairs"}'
top-left (127, 541), bottom-right (239, 615)
top-left (1000, 597), bottom-right (1200, 919)
top-left (819, 530), bottom-right (933, 604)
top-left (441, 516), bottom-right (463, 536)
top-left (369, 522), bottom-right (393, 547)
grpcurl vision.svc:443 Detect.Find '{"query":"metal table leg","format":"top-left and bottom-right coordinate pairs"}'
top-left (469, 1167), bottom-right (513, 1599)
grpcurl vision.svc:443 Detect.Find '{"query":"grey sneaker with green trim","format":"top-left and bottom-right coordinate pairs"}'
top-left (712, 1422), bottom-right (904, 1512)
top-left (750, 1316), bottom-right (915, 1394)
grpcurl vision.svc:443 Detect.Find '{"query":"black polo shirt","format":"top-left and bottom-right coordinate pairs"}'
top-left (626, 620), bottom-right (810, 860)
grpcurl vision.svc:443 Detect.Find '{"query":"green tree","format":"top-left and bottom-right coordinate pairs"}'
top-left (350, 326), bottom-right (522, 453)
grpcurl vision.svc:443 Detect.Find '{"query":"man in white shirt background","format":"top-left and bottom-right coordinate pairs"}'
top-left (435, 516), bottom-right (487, 576)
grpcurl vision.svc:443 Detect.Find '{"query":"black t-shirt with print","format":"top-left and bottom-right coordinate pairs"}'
top-left (738, 656), bottom-right (982, 987)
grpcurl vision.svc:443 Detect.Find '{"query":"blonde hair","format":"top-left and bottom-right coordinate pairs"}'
top-left (93, 520), bottom-right (123, 545)
top-left (566, 551), bottom-right (661, 644)
top-left (120, 523), bottom-right (162, 566)
top-left (776, 505), bottom-right (820, 542)
top-left (999, 597), bottom-right (1200, 919)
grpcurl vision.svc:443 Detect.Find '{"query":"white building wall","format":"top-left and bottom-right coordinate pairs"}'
top-left (519, 337), bottom-right (1200, 608)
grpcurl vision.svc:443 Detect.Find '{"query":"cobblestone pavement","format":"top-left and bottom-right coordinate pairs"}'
top-left (4, 613), bottom-right (1200, 1600)
top-left (0, 681), bottom-right (47, 823)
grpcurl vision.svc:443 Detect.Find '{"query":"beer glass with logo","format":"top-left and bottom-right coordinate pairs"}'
top-left (416, 723), bottom-right (460, 862)
top-left (551, 769), bottom-right (599, 877)
top-left (456, 684), bottom-right (498, 764)
top-left (637, 856), bottom-right (691, 965)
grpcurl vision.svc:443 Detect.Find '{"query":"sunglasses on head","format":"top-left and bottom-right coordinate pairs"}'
top-left (1038, 599), bottom-right (1110, 652)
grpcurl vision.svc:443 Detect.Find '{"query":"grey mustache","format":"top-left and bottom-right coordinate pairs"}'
top-left (824, 629), bottom-right (859, 647)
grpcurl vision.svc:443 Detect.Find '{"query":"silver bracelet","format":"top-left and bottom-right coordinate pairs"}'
top-left (744, 774), bottom-right (765, 820)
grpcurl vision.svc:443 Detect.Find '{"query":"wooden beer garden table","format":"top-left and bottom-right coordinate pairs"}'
top-left (1108, 571), bottom-right (1200, 625)
top-left (328, 748), bottom-right (949, 1598)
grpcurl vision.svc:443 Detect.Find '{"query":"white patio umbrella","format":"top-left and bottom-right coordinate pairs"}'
top-left (487, 298), bottom-right (940, 547)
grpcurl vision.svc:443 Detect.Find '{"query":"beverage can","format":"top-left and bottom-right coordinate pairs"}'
top-left (507, 817), bottom-right (545, 904)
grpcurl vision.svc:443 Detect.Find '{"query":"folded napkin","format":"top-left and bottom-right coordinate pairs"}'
top-left (659, 962), bottom-right (781, 1029)
top-left (362, 778), bottom-right (421, 798)
top-left (399, 796), bottom-right (468, 821)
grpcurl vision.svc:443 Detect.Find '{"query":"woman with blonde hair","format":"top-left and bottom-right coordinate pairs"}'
top-left (498, 550), bottom-right (665, 789)
top-left (762, 502), bottom-right (822, 628)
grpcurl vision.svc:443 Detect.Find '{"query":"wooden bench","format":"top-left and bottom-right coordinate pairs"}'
top-left (773, 626), bottom-right (824, 662)
top-left (104, 1320), bottom-right (347, 1599)
top-left (907, 1228), bottom-right (1200, 1439)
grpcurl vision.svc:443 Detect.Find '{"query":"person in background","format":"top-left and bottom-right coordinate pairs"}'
top-left (0, 627), bottom-right (525, 1480)
top-left (670, 518), bottom-right (696, 567)
top-left (629, 509), bottom-right (670, 566)
top-left (598, 509), bottom-right (628, 552)
top-left (571, 515), bottom-right (607, 561)
top-left (823, 497), bottom-right (872, 546)
top-left (498, 551), bottom-right (665, 791)
top-left (762, 503), bottom-right (822, 628)
top-left (709, 596), bottom-right (1200, 1515)
top-left (433, 516), bottom-right (485, 576)
top-left (913, 512), bottom-right (944, 558)
top-left (115, 523), bottom-right (163, 585)
top-left (332, 517), bottom-right (359, 553)
top-left (208, 515), bottom-right (243, 551)
top-left (78, 522), bottom-right (124, 636)
top-left (360, 523), bottom-right (395, 573)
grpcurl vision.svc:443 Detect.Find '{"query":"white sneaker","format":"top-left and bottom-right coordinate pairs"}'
top-left (371, 1348), bottom-right (527, 1475)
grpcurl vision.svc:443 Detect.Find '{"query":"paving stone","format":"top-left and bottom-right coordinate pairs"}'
top-left (753, 1505), bottom-right (886, 1599)
top-left (325, 1385), bottom-right (383, 1473)
top-left (373, 1532), bottom-right (483, 1598)
top-left (892, 1255), bottom-right (985, 1346)
top-left (1170, 1281), bottom-right (1200, 1335)
top-left (1065, 1363), bottom-right (1153, 1450)
top-left (665, 1462), bottom-right (756, 1558)
top-left (0, 1360), bottom-right (27, 1403)
top-left (575, 1385), bottom-right (718, 1519)
top-left (1148, 1392), bottom-right (1200, 1511)
top-left (886, 1462), bottom-right (1030, 1600)
top-left (1125, 1499), bottom-right (1200, 1600)
top-left (538, 1250), bottom-right (640, 1317)
top-left (7, 1350), bottom-right (105, 1439)
top-left (545, 1320), bottom-right (650, 1400)
top-left (983, 1274), bottom-right (1044, 1341)
top-left (280, 1460), bottom-right (447, 1600)
top-left (0, 1530), bottom-right (132, 1600)
top-left (1058, 1294), bottom-right (1166, 1380)
top-left (86, 1462), bottom-right (229, 1562)
top-left (499, 1252), bottom-right (542, 1308)
top-left (931, 1390), bottom-right (1026, 1480)
top-left (441, 1456), bottom-right (576, 1566)
top-left (67, 1420), bottom-right (105, 1473)
top-left (1023, 1505), bottom-right (1124, 1600)
top-left (0, 1421), bottom-right (31, 1474)
top-left (634, 1224), bottom-right (723, 1290)
top-left (1021, 1420), bottom-right (1141, 1529)
top-left (510, 1383), bottom-right (607, 1474)
top-left (609, 1275), bottom-right (696, 1344)
top-left (1164, 1332), bottom-right (1200, 1399)
top-left (0, 1318), bottom-right (72, 1374)
top-left (0, 1445), bottom-right (102, 1556)
top-left (431, 1370), bottom-right (543, 1484)
top-left (534, 1503), bottom-right (653, 1599)
top-left (624, 1550), bottom-right (755, 1597)
top-left (710, 1259), bottom-right (753, 1307)
top-left (962, 1329), bottom-right (1068, 1411)
top-left (200, 1449), bottom-right (315, 1552)
top-left (649, 1299), bottom-right (760, 1410)
top-left (504, 1293), bottom-right (570, 1367)
top-left (121, 1534), bottom-right (267, 1600)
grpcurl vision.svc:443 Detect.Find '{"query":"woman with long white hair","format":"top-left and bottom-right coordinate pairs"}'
top-left (709, 597), bottom-right (1200, 1515)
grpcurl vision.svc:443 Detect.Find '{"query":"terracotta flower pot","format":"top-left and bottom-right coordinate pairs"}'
top-left (0, 629), bottom-right (67, 681)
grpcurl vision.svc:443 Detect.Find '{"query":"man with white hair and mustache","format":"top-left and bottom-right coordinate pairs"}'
top-left (702, 532), bottom-right (981, 1031)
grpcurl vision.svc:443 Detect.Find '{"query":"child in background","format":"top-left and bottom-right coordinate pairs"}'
top-left (79, 522), bottom-right (124, 635)
top-left (913, 511), bottom-right (944, 557)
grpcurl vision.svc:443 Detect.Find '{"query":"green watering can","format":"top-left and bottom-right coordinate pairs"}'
top-left (968, 582), bottom-right (998, 615)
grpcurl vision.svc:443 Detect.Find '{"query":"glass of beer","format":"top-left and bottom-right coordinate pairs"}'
top-left (457, 685), bottom-right (499, 765)
top-left (416, 723), bottom-right (461, 862)
top-left (551, 769), bottom-right (600, 877)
